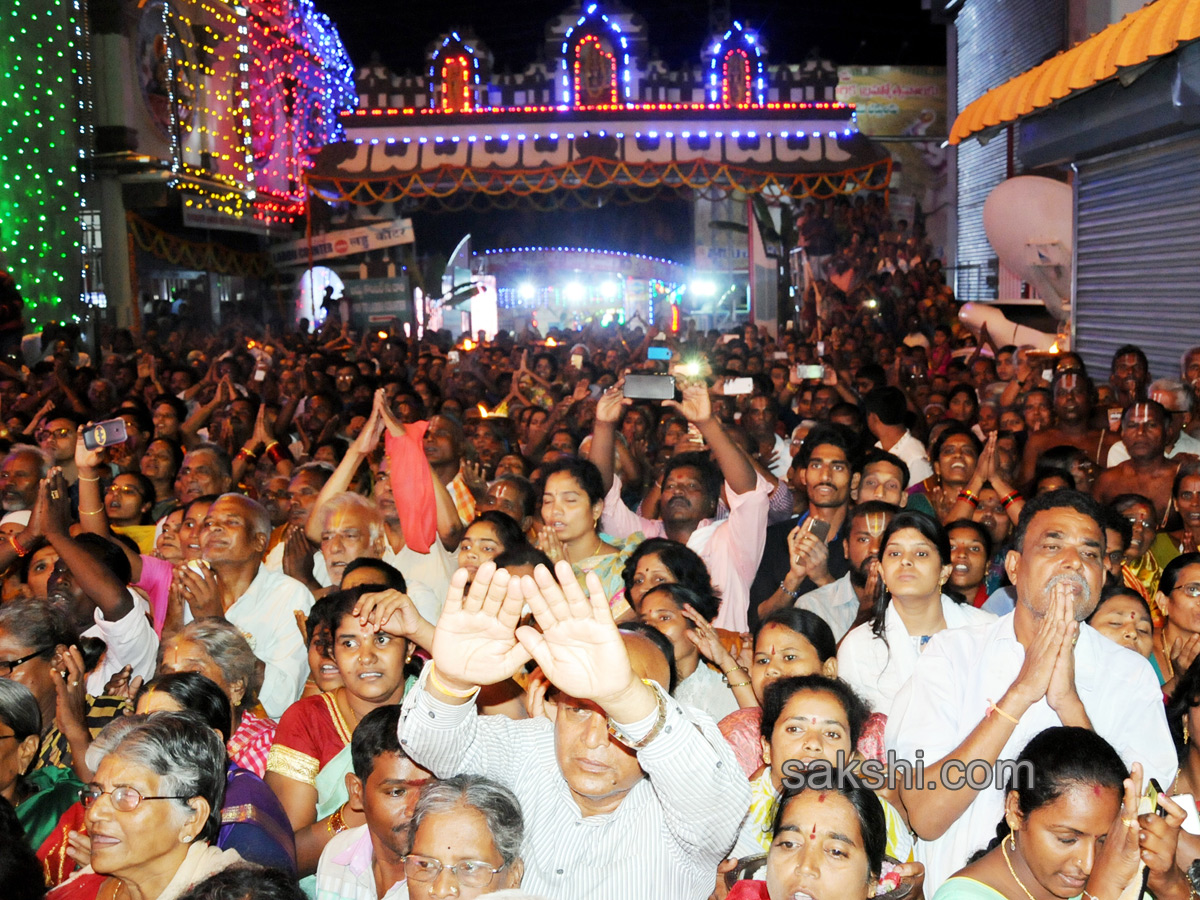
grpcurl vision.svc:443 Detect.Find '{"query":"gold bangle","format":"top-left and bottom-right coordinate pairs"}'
top-left (8, 535), bottom-right (29, 557)
top-left (427, 661), bottom-right (480, 699)
top-left (78, 475), bottom-right (100, 483)
top-left (727, 678), bottom-right (752, 688)
top-left (326, 802), bottom-right (348, 836)
top-left (81, 508), bottom-right (105, 517)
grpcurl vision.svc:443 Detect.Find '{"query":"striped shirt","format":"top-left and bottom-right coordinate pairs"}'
top-left (398, 670), bottom-right (751, 900)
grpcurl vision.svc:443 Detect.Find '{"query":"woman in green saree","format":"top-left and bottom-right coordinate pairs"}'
top-left (1, 679), bottom-right (83, 850)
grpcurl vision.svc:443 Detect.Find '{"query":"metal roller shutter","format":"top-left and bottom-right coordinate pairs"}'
top-left (954, 0), bottom-right (1065, 300)
top-left (1074, 133), bottom-right (1200, 381)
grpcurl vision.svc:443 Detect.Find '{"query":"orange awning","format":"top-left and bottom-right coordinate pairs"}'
top-left (950, 0), bottom-right (1200, 145)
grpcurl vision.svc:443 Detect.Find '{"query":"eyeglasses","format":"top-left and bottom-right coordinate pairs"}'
top-left (106, 484), bottom-right (143, 497)
top-left (1124, 516), bottom-right (1155, 530)
top-left (80, 786), bottom-right (190, 812)
top-left (36, 427), bottom-right (73, 441)
top-left (402, 855), bottom-right (505, 888)
top-left (0, 648), bottom-right (49, 677)
top-left (1172, 583), bottom-right (1200, 599)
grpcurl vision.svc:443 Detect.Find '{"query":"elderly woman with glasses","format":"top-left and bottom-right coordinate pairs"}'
top-left (403, 774), bottom-right (525, 899)
top-left (0, 679), bottom-right (84, 850)
top-left (49, 711), bottom-right (243, 900)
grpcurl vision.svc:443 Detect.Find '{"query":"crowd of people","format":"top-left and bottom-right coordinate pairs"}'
top-left (2, 201), bottom-right (1200, 900)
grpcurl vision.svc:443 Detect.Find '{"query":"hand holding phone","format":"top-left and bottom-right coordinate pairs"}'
top-left (83, 419), bottom-right (129, 450)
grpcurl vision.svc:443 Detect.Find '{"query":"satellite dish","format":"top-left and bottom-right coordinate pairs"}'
top-left (982, 176), bottom-right (1072, 321)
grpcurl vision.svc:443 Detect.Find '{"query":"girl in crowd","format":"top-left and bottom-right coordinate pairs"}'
top-left (924, 425), bottom-right (981, 521)
top-left (536, 458), bottom-right (636, 618)
top-left (1086, 584), bottom-right (1155, 665)
top-left (301, 594), bottom-right (344, 698)
top-left (838, 511), bottom-right (994, 717)
top-left (933, 726), bottom-right (1186, 900)
top-left (635, 582), bottom-right (745, 721)
top-left (719, 608), bottom-right (887, 779)
top-left (157, 618), bottom-right (276, 777)
top-left (728, 780), bottom-right (890, 900)
top-left (619, 536), bottom-right (718, 610)
top-left (946, 519), bottom-right (993, 608)
top-left (1153, 552), bottom-right (1200, 695)
top-left (139, 436), bottom-right (184, 521)
top-left (458, 510), bottom-right (529, 586)
top-left (266, 586), bottom-right (421, 881)
top-left (1170, 459), bottom-right (1200, 553)
top-left (733, 675), bottom-right (912, 864)
top-left (135, 673), bottom-right (295, 873)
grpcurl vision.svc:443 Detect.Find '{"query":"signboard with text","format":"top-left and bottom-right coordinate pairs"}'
top-left (271, 218), bottom-right (414, 267)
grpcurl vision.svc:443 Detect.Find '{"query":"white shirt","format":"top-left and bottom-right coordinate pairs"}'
top-left (875, 431), bottom-right (934, 484)
top-left (675, 662), bottom-right (740, 722)
top-left (1106, 429), bottom-right (1200, 466)
top-left (795, 573), bottom-right (862, 642)
top-left (837, 595), bottom-right (995, 718)
top-left (398, 669), bottom-right (750, 900)
top-left (83, 591), bottom-right (159, 696)
top-left (263, 539), bottom-right (451, 625)
top-left (315, 824), bottom-right (407, 900)
top-left (184, 566), bottom-right (313, 719)
top-left (886, 612), bottom-right (1176, 894)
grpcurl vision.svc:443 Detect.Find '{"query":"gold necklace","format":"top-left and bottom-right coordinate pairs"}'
top-left (1001, 836), bottom-right (1040, 900)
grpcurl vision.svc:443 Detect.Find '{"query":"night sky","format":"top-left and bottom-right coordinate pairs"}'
top-left (317, 0), bottom-right (946, 77)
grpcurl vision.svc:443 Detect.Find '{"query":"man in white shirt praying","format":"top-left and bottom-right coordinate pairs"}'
top-left (887, 490), bottom-right (1175, 893)
top-left (173, 493), bottom-right (314, 718)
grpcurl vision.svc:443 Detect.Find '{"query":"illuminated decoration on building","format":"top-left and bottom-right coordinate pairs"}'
top-left (429, 32), bottom-right (488, 111)
top-left (310, 1), bottom-right (892, 212)
top-left (136, 0), bottom-right (355, 225)
top-left (708, 21), bottom-right (765, 106)
top-left (562, 3), bottom-right (632, 105)
top-left (0, 0), bottom-right (88, 324)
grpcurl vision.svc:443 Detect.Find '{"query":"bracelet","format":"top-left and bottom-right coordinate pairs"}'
top-left (81, 508), bottom-right (105, 517)
top-left (326, 802), bottom-right (348, 836)
top-left (607, 679), bottom-right (669, 751)
top-left (264, 441), bottom-right (291, 465)
top-left (427, 661), bottom-right (480, 699)
top-left (78, 475), bottom-right (100, 483)
top-left (1000, 490), bottom-right (1021, 509)
top-left (778, 579), bottom-right (803, 602)
top-left (986, 698), bottom-right (1020, 725)
top-left (957, 488), bottom-right (979, 509)
top-left (236, 447), bottom-right (258, 461)
top-left (8, 534), bottom-right (28, 557)
top-left (727, 677), bottom-right (752, 688)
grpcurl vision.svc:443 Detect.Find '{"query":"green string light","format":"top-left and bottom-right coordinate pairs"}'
top-left (0, 0), bottom-right (83, 321)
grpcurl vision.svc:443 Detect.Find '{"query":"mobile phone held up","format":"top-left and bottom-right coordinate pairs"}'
top-left (623, 374), bottom-right (676, 401)
top-left (83, 418), bottom-right (129, 450)
top-left (647, 345), bottom-right (672, 361)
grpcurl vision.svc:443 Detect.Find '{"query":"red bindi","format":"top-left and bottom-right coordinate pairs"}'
top-left (1093, 785), bottom-right (1102, 796)
top-left (818, 792), bottom-right (826, 802)
top-left (810, 824), bottom-right (817, 839)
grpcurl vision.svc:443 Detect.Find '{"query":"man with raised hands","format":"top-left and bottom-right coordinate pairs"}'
top-left (396, 560), bottom-right (749, 900)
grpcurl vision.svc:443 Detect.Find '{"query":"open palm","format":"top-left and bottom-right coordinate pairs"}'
top-left (514, 562), bottom-right (635, 703)
top-left (431, 564), bottom-right (531, 686)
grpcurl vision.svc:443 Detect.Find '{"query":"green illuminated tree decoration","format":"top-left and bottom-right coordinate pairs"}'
top-left (0, 0), bottom-right (85, 326)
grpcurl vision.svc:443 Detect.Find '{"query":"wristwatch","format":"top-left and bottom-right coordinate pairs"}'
top-left (606, 679), bottom-right (669, 751)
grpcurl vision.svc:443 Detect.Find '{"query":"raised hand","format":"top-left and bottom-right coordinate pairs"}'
top-left (513, 561), bottom-right (636, 704)
top-left (353, 390), bottom-right (387, 455)
top-left (74, 427), bottom-right (104, 472)
top-left (43, 468), bottom-right (71, 539)
top-left (1086, 763), bottom-right (1144, 899)
top-left (1045, 583), bottom-right (1084, 714)
top-left (353, 589), bottom-right (432, 645)
top-left (52, 645), bottom-right (89, 743)
top-left (681, 603), bottom-right (737, 669)
top-left (664, 380), bottom-right (712, 424)
top-left (429, 562), bottom-right (531, 690)
top-left (281, 525), bottom-right (315, 586)
top-left (172, 562), bottom-right (224, 620)
top-left (460, 459), bottom-right (488, 497)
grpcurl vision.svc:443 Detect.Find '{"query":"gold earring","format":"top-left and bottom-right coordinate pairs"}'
top-left (1184, 714), bottom-right (1190, 746)
top-left (1008, 831), bottom-right (1017, 852)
